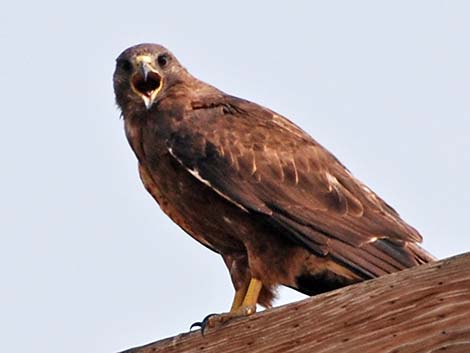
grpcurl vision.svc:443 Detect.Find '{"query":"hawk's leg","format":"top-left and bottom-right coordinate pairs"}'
top-left (190, 278), bottom-right (262, 334)
top-left (229, 281), bottom-right (250, 312)
top-left (227, 277), bottom-right (261, 315)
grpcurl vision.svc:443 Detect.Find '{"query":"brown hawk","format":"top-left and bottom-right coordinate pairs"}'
top-left (113, 43), bottom-right (434, 329)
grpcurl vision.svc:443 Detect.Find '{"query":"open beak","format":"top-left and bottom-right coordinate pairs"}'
top-left (130, 57), bottom-right (163, 110)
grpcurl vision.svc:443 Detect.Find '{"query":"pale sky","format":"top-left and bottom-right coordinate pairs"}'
top-left (1, 2), bottom-right (469, 353)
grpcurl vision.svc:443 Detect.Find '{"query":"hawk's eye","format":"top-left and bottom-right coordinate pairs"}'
top-left (157, 54), bottom-right (169, 67)
top-left (118, 59), bottom-right (132, 72)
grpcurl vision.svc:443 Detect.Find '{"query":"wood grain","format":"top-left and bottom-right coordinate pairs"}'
top-left (120, 253), bottom-right (470, 353)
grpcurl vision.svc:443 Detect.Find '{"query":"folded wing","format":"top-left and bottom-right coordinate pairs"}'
top-left (166, 95), bottom-right (434, 279)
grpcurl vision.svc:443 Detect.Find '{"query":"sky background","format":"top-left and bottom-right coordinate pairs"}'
top-left (1, 1), bottom-right (469, 353)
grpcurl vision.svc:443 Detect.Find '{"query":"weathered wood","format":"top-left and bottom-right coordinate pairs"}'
top-left (121, 253), bottom-right (470, 353)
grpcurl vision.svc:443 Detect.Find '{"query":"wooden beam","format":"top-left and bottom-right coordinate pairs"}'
top-left (120, 252), bottom-right (470, 353)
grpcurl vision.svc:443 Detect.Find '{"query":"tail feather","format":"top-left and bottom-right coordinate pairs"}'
top-left (330, 238), bottom-right (436, 280)
top-left (292, 239), bottom-right (435, 297)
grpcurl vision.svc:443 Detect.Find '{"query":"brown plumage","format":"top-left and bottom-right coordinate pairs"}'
top-left (113, 43), bottom-right (434, 317)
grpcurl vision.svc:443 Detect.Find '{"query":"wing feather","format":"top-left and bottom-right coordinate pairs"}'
top-left (166, 95), bottom-right (430, 278)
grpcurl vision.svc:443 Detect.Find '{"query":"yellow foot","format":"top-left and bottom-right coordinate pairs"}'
top-left (209, 304), bottom-right (257, 326)
top-left (190, 278), bottom-right (262, 335)
top-left (190, 305), bottom-right (256, 335)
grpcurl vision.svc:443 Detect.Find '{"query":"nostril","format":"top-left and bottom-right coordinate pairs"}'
top-left (132, 71), bottom-right (162, 96)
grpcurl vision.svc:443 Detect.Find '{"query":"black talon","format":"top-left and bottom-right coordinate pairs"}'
top-left (189, 313), bottom-right (218, 335)
top-left (189, 321), bottom-right (202, 331)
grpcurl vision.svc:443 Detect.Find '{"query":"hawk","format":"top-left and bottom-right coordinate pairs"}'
top-left (113, 43), bottom-right (434, 328)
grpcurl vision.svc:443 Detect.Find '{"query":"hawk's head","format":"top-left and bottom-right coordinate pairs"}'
top-left (113, 43), bottom-right (186, 112)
